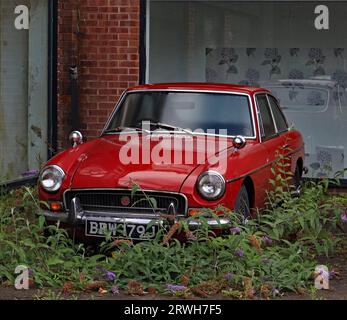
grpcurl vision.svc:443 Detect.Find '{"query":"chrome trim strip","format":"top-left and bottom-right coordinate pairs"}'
top-left (83, 211), bottom-right (167, 219)
top-left (63, 188), bottom-right (189, 215)
top-left (187, 218), bottom-right (231, 229)
top-left (266, 93), bottom-right (279, 134)
top-left (101, 89), bottom-right (258, 140)
top-left (102, 91), bottom-right (127, 133)
top-left (83, 216), bottom-right (160, 225)
top-left (42, 211), bottom-right (69, 222)
top-left (42, 211), bottom-right (232, 229)
top-left (253, 91), bottom-right (268, 143)
top-left (226, 144), bottom-right (305, 183)
top-left (254, 92), bottom-right (280, 142)
top-left (267, 94), bottom-right (290, 130)
top-left (68, 195), bottom-right (180, 213)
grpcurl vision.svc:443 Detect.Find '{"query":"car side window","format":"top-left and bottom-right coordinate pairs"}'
top-left (256, 94), bottom-right (276, 140)
top-left (267, 95), bottom-right (288, 133)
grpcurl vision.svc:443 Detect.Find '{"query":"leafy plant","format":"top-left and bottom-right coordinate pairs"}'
top-left (0, 164), bottom-right (346, 300)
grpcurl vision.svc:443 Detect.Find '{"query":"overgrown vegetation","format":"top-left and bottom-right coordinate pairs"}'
top-left (0, 166), bottom-right (347, 299)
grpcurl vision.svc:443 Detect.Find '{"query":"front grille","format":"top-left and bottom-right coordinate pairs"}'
top-left (64, 189), bottom-right (187, 216)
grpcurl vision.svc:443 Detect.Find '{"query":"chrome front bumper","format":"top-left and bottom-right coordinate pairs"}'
top-left (43, 198), bottom-right (232, 230)
top-left (43, 211), bottom-right (231, 229)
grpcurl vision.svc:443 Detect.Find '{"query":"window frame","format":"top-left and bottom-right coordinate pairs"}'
top-left (255, 92), bottom-right (278, 142)
top-left (102, 89), bottom-right (258, 140)
top-left (266, 94), bottom-right (289, 134)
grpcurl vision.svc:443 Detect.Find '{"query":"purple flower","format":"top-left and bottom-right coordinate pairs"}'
top-left (230, 227), bottom-right (241, 235)
top-left (234, 248), bottom-right (244, 258)
top-left (21, 169), bottom-right (39, 178)
top-left (105, 271), bottom-right (116, 282)
top-left (261, 258), bottom-right (270, 265)
top-left (98, 268), bottom-right (116, 282)
top-left (262, 236), bottom-right (273, 246)
top-left (111, 285), bottom-right (119, 295)
top-left (341, 214), bottom-right (347, 223)
top-left (166, 284), bottom-right (187, 292)
top-left (224, 273), bottom-right (233, 281)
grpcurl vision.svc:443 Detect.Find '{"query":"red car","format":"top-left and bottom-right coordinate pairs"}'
top-left (38, 83), bottom-right (305, 240)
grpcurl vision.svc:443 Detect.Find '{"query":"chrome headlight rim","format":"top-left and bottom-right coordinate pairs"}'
top-left (39, 165), bottom-right (65, 193)
top-left (197, 170), bottom-right (226, 201)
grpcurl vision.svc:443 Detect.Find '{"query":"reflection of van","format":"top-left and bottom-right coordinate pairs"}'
top-left (262, 79), bottom-right (347, 178)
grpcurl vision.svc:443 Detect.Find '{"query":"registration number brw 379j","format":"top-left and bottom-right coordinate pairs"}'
top-left (86, 220), bottom-right (158, 240)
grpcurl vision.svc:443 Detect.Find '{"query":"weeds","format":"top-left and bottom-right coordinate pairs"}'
top-left (0, 172), bottom-right (346, 299)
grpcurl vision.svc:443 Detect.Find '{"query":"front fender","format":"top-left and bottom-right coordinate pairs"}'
top-left (38, 139), bottom-right (102, 201)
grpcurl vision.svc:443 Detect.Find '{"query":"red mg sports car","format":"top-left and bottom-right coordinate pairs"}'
top-left (38, 83), bottom-right (305, 240)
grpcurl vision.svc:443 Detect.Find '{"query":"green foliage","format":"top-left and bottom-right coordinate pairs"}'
top-left (0, 168), bottom-right (346, 299)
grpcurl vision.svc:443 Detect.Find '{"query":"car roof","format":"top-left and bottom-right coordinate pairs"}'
top-left (127, 82), bottom-right (269, 95)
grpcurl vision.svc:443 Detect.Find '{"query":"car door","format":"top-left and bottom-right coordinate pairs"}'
top-left (255, 94), bottom-right (284, 190)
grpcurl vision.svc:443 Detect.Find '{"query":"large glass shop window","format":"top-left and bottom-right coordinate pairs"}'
top-left (148, 1), bottom-right (347, 180)
top-left (0, 0), bottom-right (48, 183)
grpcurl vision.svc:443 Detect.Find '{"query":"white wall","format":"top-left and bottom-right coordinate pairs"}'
top-left (149, 1), bottom-right (347, 83)
top-left (148, 1), bottom-right (347, 178)
top-left (0, 0), bottom-right (48, 181)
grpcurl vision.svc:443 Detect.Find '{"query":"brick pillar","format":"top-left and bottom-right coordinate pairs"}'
top-left (57, 0), bottom-right (140, 151)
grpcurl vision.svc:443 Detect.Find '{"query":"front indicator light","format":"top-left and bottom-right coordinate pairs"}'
top-left (50, 202), bottom-right (63, 212)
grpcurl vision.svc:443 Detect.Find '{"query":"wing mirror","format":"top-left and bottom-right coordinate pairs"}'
top-left (232, 136), bottom-right (247, 150)
top-left (69, 131), bottom-right (84, 148)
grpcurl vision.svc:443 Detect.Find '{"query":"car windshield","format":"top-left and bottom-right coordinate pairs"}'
top-left (106, 91), bottom-right (254, 137)
top-left (267, 86), bottom-right (329, 112)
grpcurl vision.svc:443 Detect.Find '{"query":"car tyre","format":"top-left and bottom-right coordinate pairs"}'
top-left (234, 185), bottom-right (251, 221)
top-left (293, 164), bottom-right (302, 197)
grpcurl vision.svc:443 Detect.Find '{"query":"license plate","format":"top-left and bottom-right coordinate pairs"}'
top-left (85, 220), bottom-right (158, 240)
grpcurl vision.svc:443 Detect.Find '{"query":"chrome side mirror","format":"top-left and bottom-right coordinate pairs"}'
top-left (69, 131), bottom-right (84, 148)
top-left (233, 136), bottom-right (247, 150)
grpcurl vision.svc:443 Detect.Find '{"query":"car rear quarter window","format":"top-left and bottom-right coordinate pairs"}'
top-left (256, 94), bottom-right (276, 139)
top-left (268, 95), bottom-right (288, 133)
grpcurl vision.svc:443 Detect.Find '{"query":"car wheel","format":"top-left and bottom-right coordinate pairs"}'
top-left (293, 164), bottom-right (302, 197)
top-left (234, 185), bottom-right (251, 220)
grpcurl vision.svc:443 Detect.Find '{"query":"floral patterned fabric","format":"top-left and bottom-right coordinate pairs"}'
top-left (206, 48), bottom-right (347, 179)
top-left (206, 48), bottom-right (347, 89)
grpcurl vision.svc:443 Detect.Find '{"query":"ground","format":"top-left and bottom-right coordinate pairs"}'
top-left (1, 185), bottom-right (347, 301)
top-left (1, 246), bottom-right (346, 301)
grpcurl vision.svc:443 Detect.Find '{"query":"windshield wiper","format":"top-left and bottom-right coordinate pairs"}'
top-left (103, 127), bottom-right (150, 134)
top-left (149, 122), bottom-right (193, 135)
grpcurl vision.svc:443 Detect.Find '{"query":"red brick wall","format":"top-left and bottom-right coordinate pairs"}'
top-left (57, 0), bottom-right (140, 150)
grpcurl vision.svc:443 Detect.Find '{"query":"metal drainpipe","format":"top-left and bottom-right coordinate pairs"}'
top-left (47, 0), bottom-right (58, 158)
top-left (69, 64), bottom-right (80, 131)
top-left (70, 2), bottom-right (82, 133)
top-left (139, 0), bottom-right (147, 85)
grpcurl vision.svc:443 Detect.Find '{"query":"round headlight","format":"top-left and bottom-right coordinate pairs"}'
top-left (197, 171), bottom-right (226, 201)
top-left (39, 165), bottom-right (65, 192)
